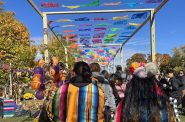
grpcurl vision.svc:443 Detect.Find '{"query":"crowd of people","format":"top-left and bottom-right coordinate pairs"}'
top-left (32, 59), bottom-right (185, 122)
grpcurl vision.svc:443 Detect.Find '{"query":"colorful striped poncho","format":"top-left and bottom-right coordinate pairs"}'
top-left (50, 80), bottom-right (104, 122)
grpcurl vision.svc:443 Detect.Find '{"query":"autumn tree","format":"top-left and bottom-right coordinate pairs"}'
top-left (126, 53), bottom-right (147, 67)
top-left (0, 6), bottom-right (36, 68)
top-left (168, 45), bottom-right (185, 72)
top-left (147, 53), bottom-right (171, 72)
top-left (0, 1), bottom-right (37, 85)
top-left (38, 33), bottom-right (76, 69)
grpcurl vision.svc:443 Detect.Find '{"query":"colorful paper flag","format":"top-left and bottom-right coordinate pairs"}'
top-left (107, 34), bottom-right (117, 38)
top-left (102, 2), bottom-right (122, 6)
top-left (96, 23), bottom-right (110, 26)
top-left (129, 22), bottom-right (141, 26)
top-left (112, 15), bottom-right (128, 20)
top-left (79, 28), bottom-right (91, 31)
top-left (79, 24), bottom-right (92, 27)
top-left (146, 0), bottom-right (162, 3)
top-left (94, 17), bottom-right (107, 21)
top-left (79, 34), bottom-right (91, 36)
top-left (94, 28), bottom-right (107, 31)
top-left (92, 38), bottom-right (102, 44)
top-left (81, 0), bottom-right (100, 7)
top-left (110, 28), bottom-right (122, 32)
top-left (75, 17), bottom-right (90, 21)
top-left (63, 5), bottom-right (80, 9)
top-left (113, 20), bottom-right (128, 25)
top-left (125, 25), bottom-right (137, 30)
top-left (56, 19), bottom-right (72, 22)
top-left (131, 12), bottom-right (148, 19)
top-left (63, 30), bottom-right (74, 33)
top-left (41, 2), bottom-right (59, 8)
top-left (62, 25), bottom-right (75, 28)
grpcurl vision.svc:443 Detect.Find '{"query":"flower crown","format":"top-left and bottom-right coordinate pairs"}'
top-left (129, 62), bottom-right (145, 75)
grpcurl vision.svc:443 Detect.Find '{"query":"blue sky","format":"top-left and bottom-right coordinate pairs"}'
top-left (3, 0), bottom-right (185, 57)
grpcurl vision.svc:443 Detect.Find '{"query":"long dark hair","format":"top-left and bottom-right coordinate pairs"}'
top-left (121, 75), bottom-right (175, 122)
top-left (73, 61), bottom-right (92, 79)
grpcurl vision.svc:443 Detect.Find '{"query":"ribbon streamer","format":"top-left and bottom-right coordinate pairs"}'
top-left (146, 0), bottom-right (162, 3)
top-left (79, 28), bottom-right (91, 31)
top-left (114, 20), bottom-right (128, 25)
top-left (63, 30), bottom-right (74, 33)
top-left (103, 2), bottom-right (122, 6)
top-left (131, 12), bottom-right (148, 19)
top-left (110, 28), bottom-right (122, 32)
top-left (56, 19), bottom-right (72, 22)
top-left (81, 0), bottom-right (100, 7)
top-left (112, 15), bottom-right (128, 20)
top-left (41, 2), bottom-right (59, 8)
top-left (62, 25), bottom-right (75, 28)
top-left (94, 17), bottom-right (107, 21)
top-left (63, 5), bottom-right (80, 9)
top-left (75, 17), bottom-right (90, 21)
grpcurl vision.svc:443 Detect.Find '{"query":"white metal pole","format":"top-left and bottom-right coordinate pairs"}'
top-left (9, 63), bottom-right (12, 96)
top-left (43, 13), bottom-right (49, 64)
top-left (113, 58), bottom-right (115, 73)
top-left (120, 46), bottom-right (124, 69)
top-left (44, 9), bottom-right (153, 15)
top-left (65, 36), bottom-right (69, 69)
top-left (150, 10), bottom-right (156, 61)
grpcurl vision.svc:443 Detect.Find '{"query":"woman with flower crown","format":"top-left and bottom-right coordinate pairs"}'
top-left (115, 62), bottom-right (178, 122)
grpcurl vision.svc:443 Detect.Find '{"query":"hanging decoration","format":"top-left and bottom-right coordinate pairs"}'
top-left (79, 34), bottom-right (91, 37)
top-left (79, 28), bottom-right (91, 31)
top-left (41, 2), bottom-right (59, 8)
top-left (79, 24), bottom-right (92, 27)
top-left (56, 19), bottom-right (72, 22)
top-left (113, 20), bottom-right (128, 25)
top-left (107, 34), bottom-right (117, 38)
top-left (62, 5), bottom-right (80, 9)
top-left (146, 0), bottom-right (162, 3)
top-left (110, 28), bottom-right (122, 32)
top-left (125, 25), bottom-right (137, 30)
top-left (63, 30), bottom-right (74, 33)
top-left (94, 27), bottom-right (107, 31)
top-left (104, 38), bottom-right (114, 43)
top-left (121, 31), bottom-right (133, 34)
top-left (96, 23), bottom-right (111, 26)
top-left (112, 15), bottom-right (128, 20)
top-left (81, 0), bottom-right (100, 7)
top-left (92, 38), bottom-right (102, 44)
top-left (102, 2), bottom-right (122, 6)
top-left (131, 12), bottom-right (148, 19)
top-left (94, 17), bottom-right (107, 21)
top-left (61, 25), bottom-right (75, 28)
top-left (119, 35), bottom-right (131, 37)
top-left (129, 22), bottom-right (141, 26)
top-left (93, 34), bottom-right (104, 38)
top-left (75, 17), bottom-right (90, 21)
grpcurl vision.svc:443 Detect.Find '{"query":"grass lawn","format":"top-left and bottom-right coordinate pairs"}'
top-left (0, 116), bottom-right (34, 122)
top-left (0, 115), bottom-right (184, 122)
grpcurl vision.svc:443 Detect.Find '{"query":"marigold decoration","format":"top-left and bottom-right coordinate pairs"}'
top-left (129, 62), bottom-right (146, 74)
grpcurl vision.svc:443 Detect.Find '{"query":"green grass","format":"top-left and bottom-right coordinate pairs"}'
top-left (180, 115), bottom-right (185, 121)
top-left (0, 116), bottom-right (34, 122)
top-left (0, 115), bottom-right (184, 122)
